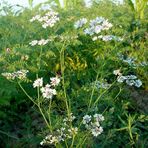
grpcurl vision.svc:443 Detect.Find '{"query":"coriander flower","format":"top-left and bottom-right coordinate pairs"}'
top-left (95, 17), bottom-right (105, 24)
top-left (30, 15), bottom-right (41, 22)
top-left (102, 20), bottom-right (113, 30)
top-left (49, 136), bottom-right (58, 144)
top-left (126, 79), bottom-right (135, 86)
top-left (113, 69), bottom-right (122, 76)
top-left (115, 72), bottom-right (142, 88)
top-left (74, 18), bottom-right (87, 29)
top-left (94, 114), bottom-right (104, 122)
top-left (84, 0), bottom-right (93, 8)
top-left (117, 75), bottom-right (127, 83)
top-left (50, 77), bottom-right (60, 86)
top-left (38, 39), bottom-right (49, 45)
top-left (84, 27), bottom-right (94, 36)
top-left (98, 35), bottom-right (103, 39)
top-left (68, 127), bottom-right (78, 135)
top-left (63, 113), bottom-right (76, 124)
top-left (94, 25), bottom-right (102, 34)
top-left (126, 75), bottom-right (137, 80)
top-left (92, 36), bottom-right (98, 41)
top-left (134, 79), bottom-right (142, 88)
top-left (33, 78), bottom-right (43, 88)
top-left (29, 40), bottom-right (38, 46)
top-left (91, 126), bottom-right (103, 137)
top-left (2, 70), bottom-right (28, 80)
top-left (91, 121), bottom-right (100, 127)
top-left (83, 115), bottom-right (92, 124)
top-left (2, 72), bottom-right (15, 80)
top-left (96, 81), bottom-right (111, 89)
top-left (102, 35), bottom-right (113, 41)
top-left (30, 11), bottom-right (59, 29)
top-left (41, 84), bottom-right (56, 99)
top-left (15, 70), bottom-right (29, 80)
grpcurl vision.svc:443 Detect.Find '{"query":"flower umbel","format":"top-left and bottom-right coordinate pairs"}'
top-left (82, 113), bottom-right (104, 137)
top-left (33, 78), bottom-right (43, 88)
top-left (2, 70), bottom-right (28, 80)
top-left (50, 76), bottom-right (60, 86)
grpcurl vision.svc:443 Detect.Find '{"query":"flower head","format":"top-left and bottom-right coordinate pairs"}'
top-left (68, 127), bottom-right (78, 135)
top-left (29, 40), bottom-right (38, 46)
top-left (91, 126), bottom-right (103, 137)
top-left (117, 75), bottom-right (127, 83)
top-left (74, 18), bottom-right (87, 29)
top-left (94, 114), bottom-right (104, 122)
top-left (113, 69), bottom-right (122, 76)
top-left (41, 85), bottom-right (56, 99)
top-left (33, 78), bottom-right (43, 88)
top-left (50, 76), bottom-right (60, 86)
top-left (2, 70), bottom-right (28, 80)
top-left (82, 115), bottom-right (92, 124)
top-left (134, 79), bottom-right (142, 88)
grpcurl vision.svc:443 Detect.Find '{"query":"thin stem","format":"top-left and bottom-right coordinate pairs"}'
top-left (59, 42), bottom-right (70, 117)
top-left (102, 87), bottom-right (122, 115)
top-left (65, 140), bottom-right (69, 148)
top-left (80, 136), bottom-right (88, 147)
top-left (0, 130), bottom-right (19, 140)
top-left (36, 74), bottom-right (40, 101)
top-left (48, 98), bottom-right (52, 131)
top-left (88, 62), bottom-right (106, 110)
top-left (38, 104), bottom-right (51, 131)
top-left (76, 133), bottom-right (89, 148)
top-left (18, 82), bottom-right (51, 131)
top-left (70, 135), bottom-right (75, 148)
top-left (92, 81), bottom-right (116, 107)
top-left (18, 82), bottom-right (37, 105)
top-left (88, 72), bottom-right (99, 110)
top-left (38, 46), bottom-right (43, 71)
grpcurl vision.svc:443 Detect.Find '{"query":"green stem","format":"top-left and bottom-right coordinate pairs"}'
top-left (38, 104), bottom-right (51, 131)
top-left (65, 140), bottom-right (69, 148)
top-left (102, 87), bottom-right (122, 115)
top-left (48, 98), bottom-right (52, 131)
top-left (18, 82), bottom-right (51, 131)
top-left (60, 42), bottom-right (70, 117)
top-left (38, 46), bottom-right (43, 71)
top-left (70, 135), bottom-right (75, 148)
top-left (18, 82), bottom-right (37, 105)
top-left (0, 130), bottom-right (19, 140)
top-left (88, 71), bottom-right (99, 110)
top-left (88, 62), bottom-right (106, 110)
top-left (76, 133), bottom-right (89, 148)
top-left (92, 81), bottom-right (116, 107)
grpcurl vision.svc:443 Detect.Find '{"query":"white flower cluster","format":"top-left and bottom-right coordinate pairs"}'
top-left (118, 54), bottom-right (148, 68)
top-left (29, 39), bottom-right (50, 46)
top-left (40, 127), bottom-right (78, 146)
top-left (82, 114), bottom-right (104, 137)
top-left (93, 35), bottom-right (123, 42)
top-left (74, 18), bottom-right (87, 29)
top-left (84, 0), bottom-right (93, 8)
top-left (113, 70), bottom-right (142, 88)
top-left (95, 80), bottom-right (111, 89)
top-left (2, 70), bottom-right (28, 80)
top-left (33, 78), bottom-right (43, 88)
top-left (84, 17), bottom-right (113, 36)
top-left (41, 84), bottom-right (57, 99)
top-left (74, 17), bottom-right (123, 42)
top-left (30, 11), bottom-right (59, 28)
top-left (40, 113), bottom-right (78, 146)
top-left (33, 76), bottom-right (60, 99)
top-left (63, 113), bottom-right (76, 124)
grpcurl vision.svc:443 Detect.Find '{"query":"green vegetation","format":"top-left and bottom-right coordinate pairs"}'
top-left (0, 0), bottom-right (147, 147)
